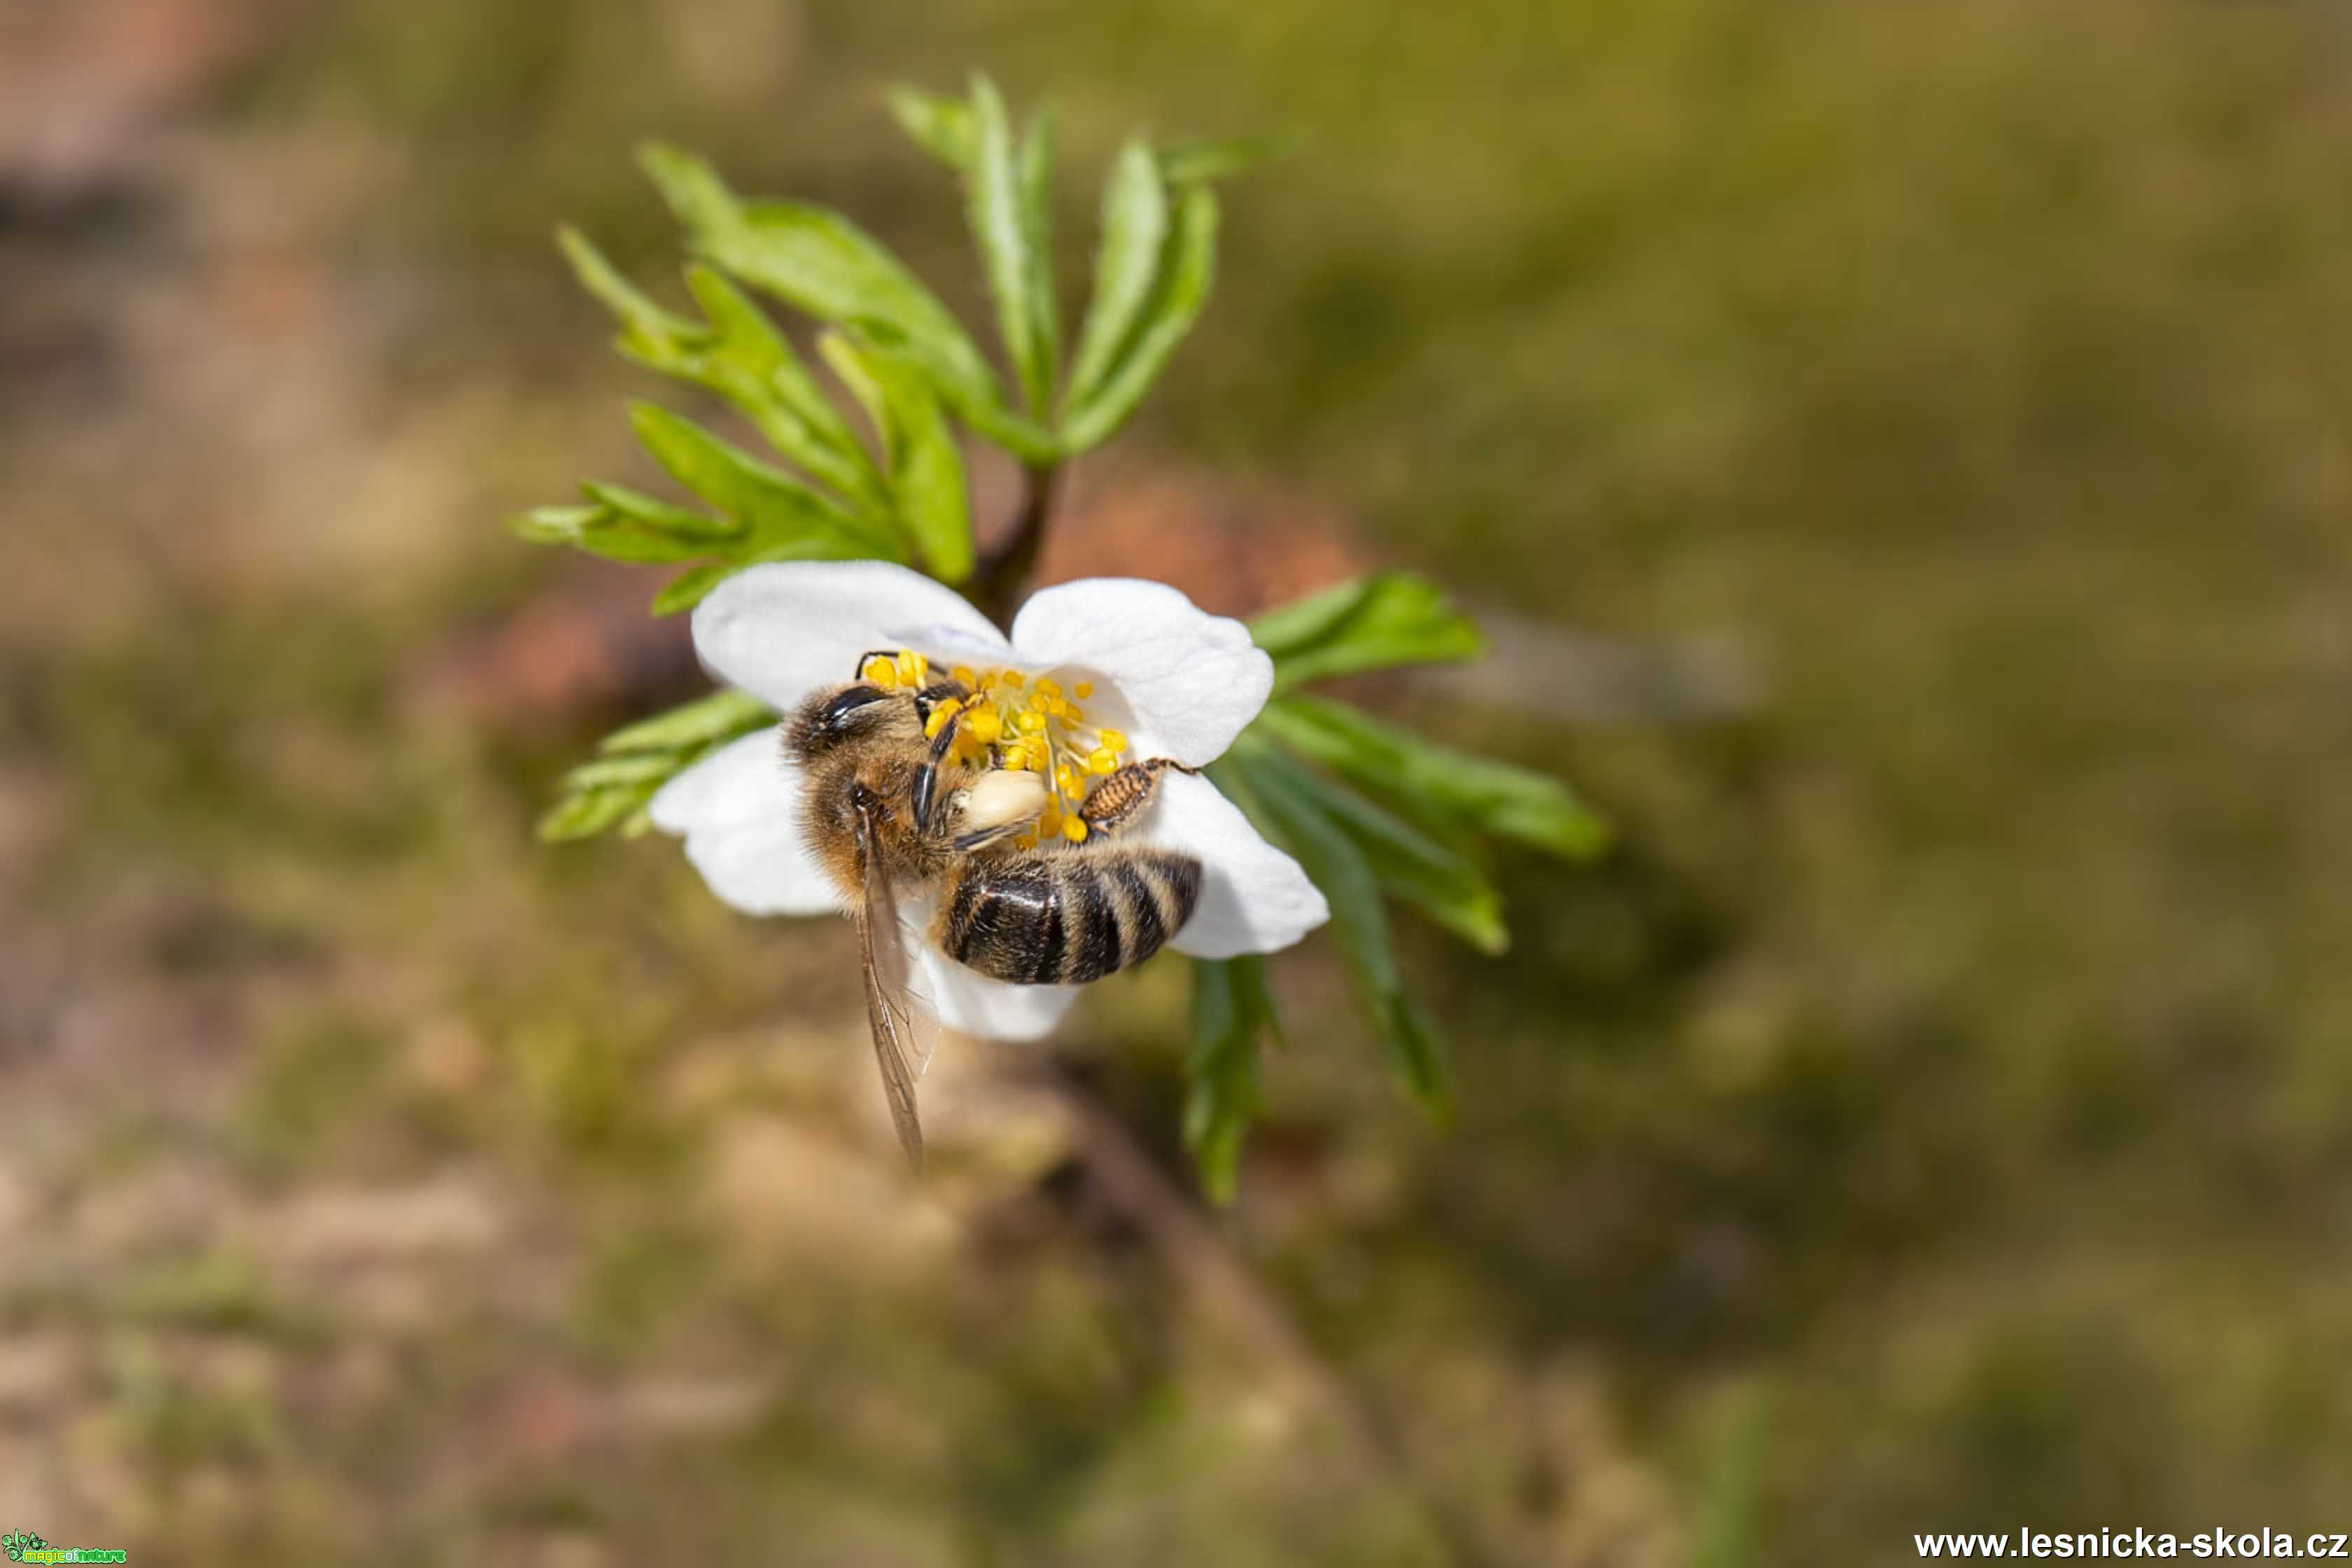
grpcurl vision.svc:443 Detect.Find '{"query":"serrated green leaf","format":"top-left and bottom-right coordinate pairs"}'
top-left (1217, 746), bottom-right (1452, 1114)
top-left (1240, 745), bottom-right (1508, 954)
top-left (816, 329), bottom-right (888, 440)
top-left (538, 785), bottom-right (653, 842)
top-left (1058, 181), bottom-right (1217, 452)
top-left (639, 141), bottom-right (1053, 462)
top-left (510, 496), bottom-right (741, 564)
top-left (823, 332), bottom-right (975, 582)
top-left (1248, 571), bottom-right (1485, 690)
top-left (562, 752), bottom-right (688, 791)
top-left (601, 688), bottom-right (774, 753)
top-left (967, 76), bottom-right (1052, 417)
top-left (1186, 955), bottom-right (1278, 1203)
top-left (627, 402), bottom-right (895, 559)
top-left (558, 227), bottom-right (699, 344)
top-left (1254, 694), bottom-right (1611, 862)
top-left (580, 481), bottom-right (739, 538)
top-left (678, 265), bottom-right (889, 513)
top-left (650, 561), bottom-right (739, 616)
top-left (886, 84), bottom-right (976, 169)
top-left (1064, 139), bottom-right (1168, 414)
top-left (1019, 102), bottom-right (1060, 392)
top-left (1160, 135), bottom-right (1283, 186)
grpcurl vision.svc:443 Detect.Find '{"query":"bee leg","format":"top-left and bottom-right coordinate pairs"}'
top-left (1078, 757), bottom-right (1199, 836)
top-left (910, 704), bottom-right (964, 833)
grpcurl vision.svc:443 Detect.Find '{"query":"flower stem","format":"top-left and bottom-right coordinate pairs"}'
top-left (971, 460), bottom-right (1060, 629)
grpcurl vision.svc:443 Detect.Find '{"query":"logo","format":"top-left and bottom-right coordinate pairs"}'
top-left (1, 1533), bottom-right (125, 1564)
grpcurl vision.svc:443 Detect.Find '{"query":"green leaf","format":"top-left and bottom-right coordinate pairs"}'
top-left (639, 141), bottom-right (1054, 463)
top-left (562, 752), bottom-right (688, 791)
top-left (563, 225), bottom-right (889, 519)
top-left (1241, 745), bottom-right (1508, 955)
top-left (650, 561), bottom-right (739, 616)
top-left (1159, 135), bottom-right (1282, 185)
top-left (821, 331), bottom-right (976, 582)
top-left (558, 226), bottom-right (699, 344)
top-left (1254, 694), bottom-right (1611, 861)
top-left (1018, 101), bottom-right (1061, 396)
top-left (1186, 955), bottom-right (1279, 1203)
top-left (542, 688), bottom-right (777, 842)
top-left (580, 482), bottom-right (739, 539)
top-left (1248, 571), bottom-right (1485, 690)
top-left (967, 76), bottom-right (1053, 417)
top-left (538, 784), bottom-right (654, 842)
top-left (509, 495), bottom-right (741, 564)
top-left (627, 402), bottom-right (895, 559)
top-left (1217, 746), bottom-right (1451, 1114)
top-left (1058, 181), bottom-right (1218, 452)
top-left (599, 687), bottom-right (774, 753)
top-left (1064, 139), bottom-right (1168, 414)
top-left (678, 265), bottom-right (890, 514)
top-left (885, 84), bottom-right (976, 169)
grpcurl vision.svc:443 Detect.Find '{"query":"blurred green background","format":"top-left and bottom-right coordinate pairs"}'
top-left (8, 0), bottom-right (2352, 1561)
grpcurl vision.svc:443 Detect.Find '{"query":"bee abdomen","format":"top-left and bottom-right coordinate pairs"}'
top-left (941, 850), bottom-right (1203, 986)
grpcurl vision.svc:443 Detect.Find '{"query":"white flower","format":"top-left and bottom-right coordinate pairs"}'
top-left (647, 560), bottom-right (1330, 1040)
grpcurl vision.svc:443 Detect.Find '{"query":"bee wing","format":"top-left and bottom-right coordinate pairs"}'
top-left (854, 803), bottom-right (941, 1172)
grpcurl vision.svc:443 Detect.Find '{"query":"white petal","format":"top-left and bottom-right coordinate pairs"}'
top-left (915, 945), bottom-right (1083, 1042)
top-left (647, 732), bottom-right (842, 916)
top-left (1145, 770), bottom-right (1330, 958)
top-left (1009, 578), bottom-right (1273, 766)
top-left (692, 561), bottom-right (1011, 713)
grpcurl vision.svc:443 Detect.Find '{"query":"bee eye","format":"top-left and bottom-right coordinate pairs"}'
top-left (788, 682), bottom-right (891, 758)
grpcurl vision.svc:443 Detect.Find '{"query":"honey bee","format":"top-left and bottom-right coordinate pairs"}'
top-left (787, 654), bottom-right (1204, 1168)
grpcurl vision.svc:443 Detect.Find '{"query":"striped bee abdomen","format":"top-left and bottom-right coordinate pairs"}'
top-left (939, 849), bottom-right (1203, 986)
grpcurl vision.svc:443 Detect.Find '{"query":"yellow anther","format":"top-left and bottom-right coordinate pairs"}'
top-left (963, 708), bottom-right (1002, 743)
top-left (1061, 816), bottom-right (1090, 844)
top-left (1073, 681), bottom-right (1093, 699)
top-left (862, 655), bottom-right (900, 689)
top-left (1055, 764), bottom-right (1081, 797)
top-left (1023, 737), bottom-right (1052, 771)
top-left (1035, 677), bottom-right (1061, 701)
top-left (1062, 703), bottom-right (1086, 725)
top-left (896, 650), bottom-right (927, 687)
top-left (1014, 708), bottom-right (1047, 736)
top-left (922, 696), bottom-right (962, 738)
top-left (1096, 727), bottom-right (1127, 754)
top-left (951, 664), bottom-right (976, 687)
top-left (1087, 748), bottom-right (1118, 775)
top-left (1014, 834), bottom-right (1037, 850)
top-left (999, 669), bottom-right (1024, 688)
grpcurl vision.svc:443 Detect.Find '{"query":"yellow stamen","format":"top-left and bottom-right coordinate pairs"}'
top-left (999, 670), bottom-right (1023, 688)
top-left (1073, 681), bottom-right (1093, 699)
top-left (951, 664), bottom-right (976, 687)
top-left (922, 696), bottom-right (962, 738)
top-left (861, 655), bottom-right (899, 689)
top-left (1014, 834), bottom-right (1037, 850)
top-left (1087, 748), bottom-right (1118, 775)
top-left (1062, 816), bottom-right (1090, 844)
top-left (1035, 677), bottom-right (1061, 701)
top-left (1062, 703), bottom-right (1086, 725)
top-left (1014, 708), bottom-right (1047, 736)
top-left (1096, 727), bottom-right (1127, 753)
top-left (896, 650), bottom-right (927, 687)
top-left (1055, 764), bottom-right (1081, 798)
top-left (962, 708), bottom-right (1002, 743)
